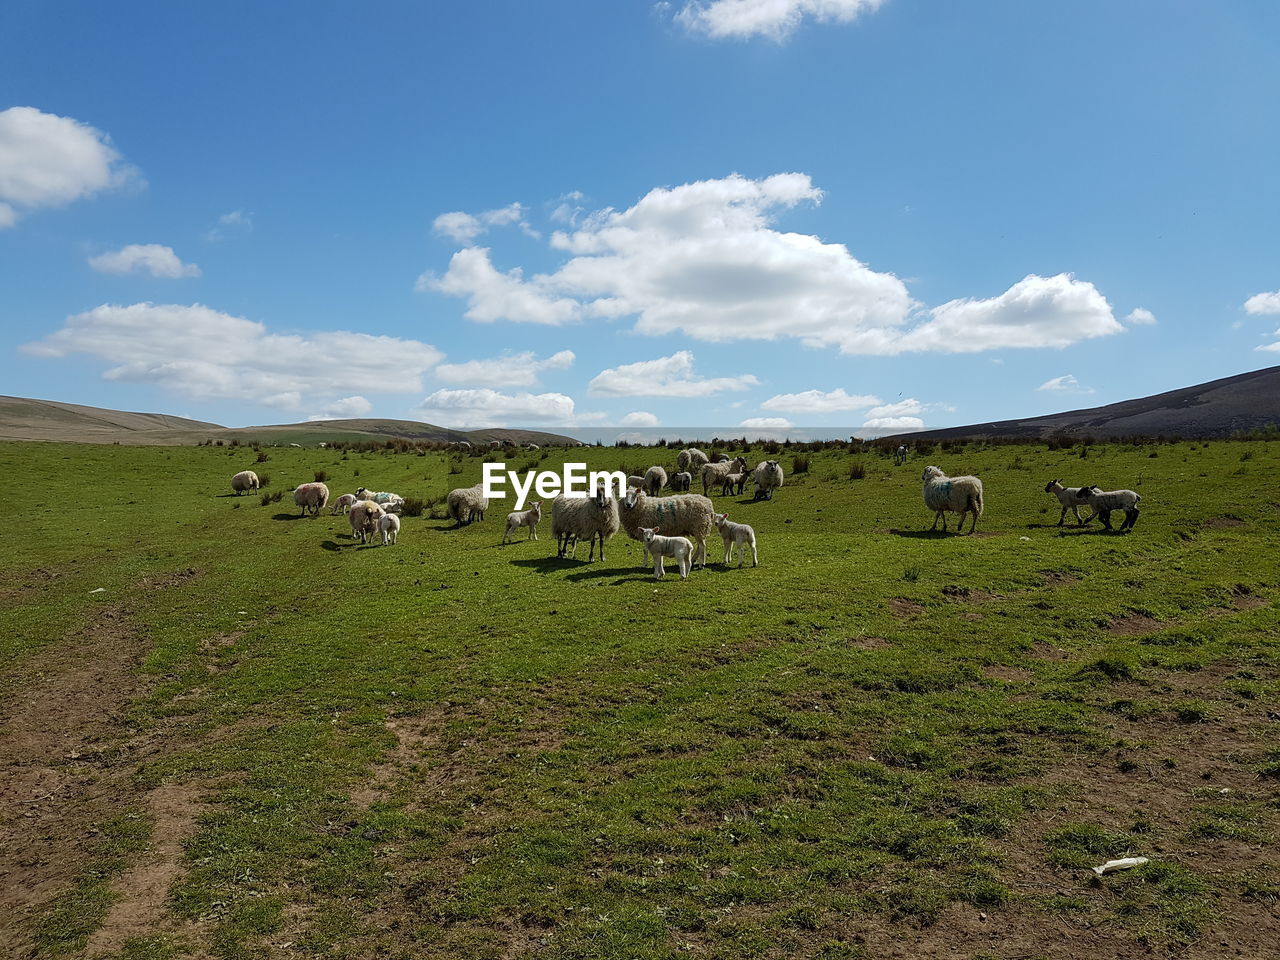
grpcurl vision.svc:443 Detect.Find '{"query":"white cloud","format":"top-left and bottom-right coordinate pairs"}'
top-left (863, 416), bottom-right (924, 431)
top-left (0, 106), bottom-right (139, 227)
top-left (308, 396), bottom-right (373, 421)
top-left (740, 416), bottom-right (793, 429)
top-left (1037, 374), bottom-right (1095, 394)
top-left (23, 303), bottom-right (443, 410)
top-left (1244, 291), bottom-right (1280, 316)
top-left (861, 398), bottom-right (931, 431)
top-left (89, 244), bottom-right (201, 279)
top-left (435, 349), bottom-right (574, 388)
top-left (761, 387), bottom-right (880, 414)
top-left (588, 350), bottom-right (758, 397)
top-left (672, 0), bottom-right (884, 41)
top-left (621, 411), bottom-right (660, 427)
top-left (206, 209), bottom-right (253, 241)
top-left (1125, 307), bottom-right (1157, 325)
top-left (412, 388), bottom-right (577, 428)
top-left (1256, 328), bottom-right (1280, 353)
top-left (433, 202), bottom-right (538, 245)
top-left (863, 398), bottom-right (923, 419)
top-left (418, 247), bottom-right (581, 325)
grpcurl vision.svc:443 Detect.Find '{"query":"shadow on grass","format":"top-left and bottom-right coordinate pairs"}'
top-left (888, 527), bottom-right (969, 539)
top-left (272, 513), bottom-right (309, 521)
top-left (1057, 527), bottom-right (1131, 537)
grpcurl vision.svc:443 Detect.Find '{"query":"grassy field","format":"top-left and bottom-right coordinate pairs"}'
top-left (1, 438), bottom-right (1277, 959)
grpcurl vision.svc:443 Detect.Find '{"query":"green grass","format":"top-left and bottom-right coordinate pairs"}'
top-left (3, 438), bottom-right (1278, 957)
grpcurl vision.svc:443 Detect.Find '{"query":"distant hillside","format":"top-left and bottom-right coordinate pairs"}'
top-left (890, 365), bottom-right (1280, 441)
top-left (0, 396), bottom-right (581, 447)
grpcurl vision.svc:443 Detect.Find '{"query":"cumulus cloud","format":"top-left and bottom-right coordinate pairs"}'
top-left (1256, 328), bottom-right (1280, 353)
top-left (23, 303), bottom-right (443, 410)
top-left (435, 349), bottom-right (574, 388)
top-left (1125, 307), bottom-right (1157, 325)
top-left (1244, 291), bottom-right (1280, 316)
top-left (412, 388), bottom-right (577, 428)
top-left (425, 174), bottom-right (1123, 356)
top-left (860, 398), bottom-right (930, 431)
top-left (89, 244), bottom-right (201, 279)
top-left (621, 411), bottom-right (660, 427)
top-left (761, 387), bottom-right (880, 414)
top-left (0, 106), bottom-right (139, 227)
top-left (863, 416), bottom-right (924, 431)
top-left (308, 396), bottom-right (373, 421)
top-left (1037, 374), bottom-right (1095, 394)
top-left (588, 350), bottom-right (758, 397)
top-left (672, 0), bottom-right (885, 41)
top-left (433, 202), bottom-right (538, 245)
top-left (740, 416), bottom-right (793, 429)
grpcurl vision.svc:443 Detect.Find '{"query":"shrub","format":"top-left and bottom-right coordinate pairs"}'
top-left (257, 473), bottom-right (271, 488)
top-left (400, 497), bottom-right (426, 518)
top-left (314, 470), bottom-right (328, 483)
top-left (255, 451), bottom-right (269, 463)
top-left (848, 461), bottom-right (866, 480)
top-left (791, 453), bottom-right (811, 474)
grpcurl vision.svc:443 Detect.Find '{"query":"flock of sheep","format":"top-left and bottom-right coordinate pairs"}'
top-left (228, 446), bottom-right (1143, 581)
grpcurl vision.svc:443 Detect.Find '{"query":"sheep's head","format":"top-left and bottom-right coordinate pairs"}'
top-left (922, 465), bottom-right (944, 482)
top-left (639, 526), bottom-right (658, 542)
top-left (624, 487), bottom-right (644, 510)
top-left (713, 512), bottom-right (729, 529)
top-left (1043, 479), bottom-right (1061, 493)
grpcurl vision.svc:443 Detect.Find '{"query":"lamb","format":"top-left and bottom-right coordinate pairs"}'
top-left (355, 488), bottom-right (405, 513)
top-left (231, 470), bottom-right (259, 495)
top-left (644, 465), bottom-right (668, 496)
top-left (921, 465), bottom-right (984, 534)
top-left (489, 439), bottom-right (502, 449)
top-left (701, 456), bottom-right (748, 495)
top-left (670, 471), bottom-right (692, 492)
top-left (330, 493), bottom-right (359, 515)
top-left (378, 513), bottom-right (401, 546)
top-left (894, 445), bottom-right (908, 466)
top-left (292, 481), bottom-right (330, 517)
top-left (446, 484), bottom-right (489, 524)
top-left (526, 443), bottom-right (540, 450)
top-left (627, 474), bottom-right (647, 490)
top-left (618, 487), bottom-right (715, 569)
top-left (721, 472), bottom-right (746, 497)
top-left (713, 513), bottom-right (757, 568)
top-left (751, 460), bottom-right (785, 501)
top-left (710, 453), bottom-right (730, 463)
top-left (1075, 485), bottom-right (1141, 531)
top-left (1043, 479), bottom-right (1093, 526)
top-left (678, 448), bottom-right (709, 474)
top-left (503, 501), bottom-right (543, 543)
top-left (638, 526), bottom-right (693, 580)
top-left (551, 486), bottom-right (620, 561)
top-left (349, 500), bottom-right (386, 543)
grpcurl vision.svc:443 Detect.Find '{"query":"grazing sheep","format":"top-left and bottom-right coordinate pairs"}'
top-left (551, 487), bottom-right (620, 560)
top-left (679, 448), bottom-right (709, 474)
top-left (503, 501), bottom-right (543, 543)
top-left (457, 440), bottom-right (472, 450)
top-left (701, 456), bottom-right (748, 495)
top-left (231, 470), bottom-right (260, 495)
top-left (355, 488), bottom-right (405, 513)
top-left (710, 453), bottom-right (730, 463)
top-left (446, 484), bottom-right (489, 524)
top-left (378, 513), bottom-right (401, 546)
top-left (644, 465), bottom-right (668, 496)
top-left (894, 445), bottom-right (908, 466)
top-left (670, 471), bottom-right (692, 492)
top-left (627, 474), bottom-right (647, 490)
top-left (488, 439), bottom-right (502, 449)
top-left (752, 460), bottom-right (785, 501)
top-left (526, 443), bottom-right (540, 450)
top-left (293, 482), bottom-right (330, 517)
top-left (921, 465), bottom-right (984, 534)
top-left (619, 488), bottom-right (715, 569)
top-left (713, 512), bottom-right (758, 568)
top-left (1075, 485), bottom-right (1141, 531)
top-left (349, 500), bottom-right (386, 543)
top-left (638, 526), bottom-right (693, 580)
top-left (1043, 479), bottom-right (1093, 526)
top-left (330, 493), bottom-right (359, 515)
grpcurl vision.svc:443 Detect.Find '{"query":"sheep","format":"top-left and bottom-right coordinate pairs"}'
top-left (627, 474), bottom-right (647, 490)
top-left (378, 513), bottom-right (401, 546)
top-left (457, 440), bottom-right (472, 450)
top-left (721, 472), bottom-right (746, 497)
top-left (489, 439), bottom-right (502, 450)
top-left (670, 471), bottom-right (692, 492)
top-left (618, 488), bottom-right (715, 569)
top-left (894, 445), bottom-right (908, 466)
top-left (446, 484), bottom-right (489, 524)
top-left (293, 481), bottom-right (330, 517)
top-left (349, 500), bottom-right (386, 543)
top-left (713, 512), bottom-right (758, 568)
top-left (921, 465), bottom-right (984, 534)
top-left (710, 453), bottom-right (730, 463)
top-left (1043, 479), bottom-right (1094, 526)
top-left (231, 470), bottom-right (259, 495)
top-left (751, 460), bottom-right (785, 501)
top-left (638, 526), bottom-right (693, 580)
top-left (503, 501), bottom-right (543, 543)
top-left (551, 486), bottom-right (620, 560)
top-left (678, 448), bottom-right (709, 474)
top-left (330, 493), bottom-right (359, 515)
top-left (1075, 485), bottom-right (1141, 531)
top-left (526, 443), bottom-right (540, 450)
top-left (355, 488), bottom-right (405, 513)
top-left (701, 456), bottom-right (748, 495)
top-left (644, 465), bottom-right (668, 496)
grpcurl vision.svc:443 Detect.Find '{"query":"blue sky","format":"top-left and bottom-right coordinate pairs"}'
top-left (3, 0), bottom-right (1279, 434)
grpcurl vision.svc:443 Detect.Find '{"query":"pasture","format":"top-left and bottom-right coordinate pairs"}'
top-left (1, 438), bottom-right (1277, 959)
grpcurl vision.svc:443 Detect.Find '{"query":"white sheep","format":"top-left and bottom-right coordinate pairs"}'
top-left (639, 526), bottom-right (693, 580)
top-left (752, 460), bottom-right (784, 501)
top-left (720, 472), bottom-right (746, 497)
top-left (378, 512), bottom-right (401, 545)
top-left (619, 488), bottom-right (714, 569)
top-left (489, 439), bottom-right (502, 449)
top-left (355, 488), bottom-right (405, 513)
top-left (349, 499), bottom-right (386, 544)
top-left (670, 471), bottom-right (692, 492)
top-left (894, 445), bottom-right (908, 466)
top-left (713, 513), bottom-right (757, 568)
top-left (1075, 485), bottom-right (1141, 531)
top-left (231, 470), bottom-right (259, 495)
top-left (503, 501), bottom-right (543, 543)
top-left (293, 482), bottom-right (330, 517)
top-left (551, 487), bottom-right (620, 560)
top-left (1043, 479), bottom-right (1093, 526)
top-left (626, 474), bottom-right (647, 490)
top-left (526, 443), bottom-right (540, 450)
top-left (921, 465), bottom-right (984, 534)
top-left (679, 448), bottom-right (709, 474)
top-left (644, 465), bottom-right (668, 496)
top-left (446, 484), bottom-right (489, 524)
top-left (330, 493), bottom-right (359, 515)
top-left (701, 456), bottom-right (748, 495)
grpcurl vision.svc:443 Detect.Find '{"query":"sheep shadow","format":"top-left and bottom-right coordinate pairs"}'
top-left (272, 513), bottom-right (310, 521)
top-left (427, 520), bottom-right (480, 532)
top-left (888, 528), bottom-right (970, 539)
top-left (321, 540), bottom-right (342, 552)
top-left (564, 566), bottom-right (656, 584)
top-left (510, 556), bottom-right (586, 573)
top-left (1056, 527), bottom-right (1132, 537)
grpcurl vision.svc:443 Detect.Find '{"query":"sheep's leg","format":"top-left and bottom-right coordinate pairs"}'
top-left (679, 556), bottom-right (690, 579)
top-left (654, 555), bottom-right (664, 579)
top-left (750, 541), bottom-right (758, 567)
top-left (695, 538), bottom-right (707, 569)
top-left (1098, 509), bottom-right (1113, 530)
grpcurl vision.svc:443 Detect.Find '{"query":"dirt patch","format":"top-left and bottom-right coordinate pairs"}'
top-left (1040, 569), bottom-right (1081, 587)
top-left (941, 585), bottom-right (1004, 602)
top-left (1107, 612), bottom-right (1164, 636)
top-left (133, 566), bottom-right (201, 591)
top-left (983, 665), bottom-right (1033, 683)
top-left (1204, 516), bottom-right (1248, 529)
top-left (846, 636), bottom-right (892, 650)
top-left (888, 598), bottom-right (925, 619)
